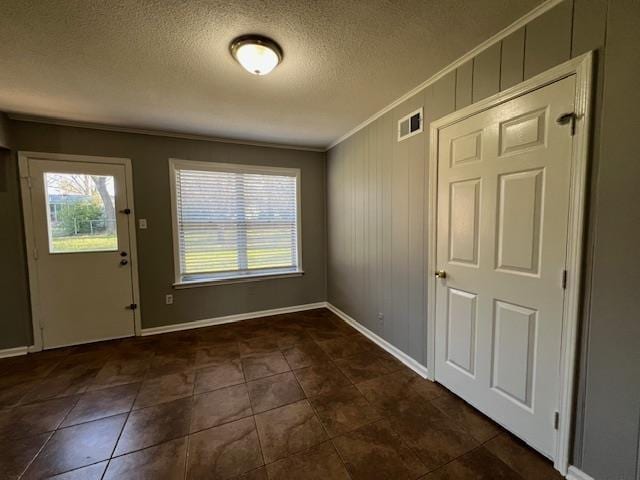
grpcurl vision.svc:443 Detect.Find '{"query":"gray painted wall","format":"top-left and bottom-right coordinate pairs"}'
top-left (327, 1), bottom-right (640, 477)
top-left (1, 113), bottom-right (33, 349)
top-left (577, 2), bottom-right (640, 479)
top-left (3, 121), bottom-right (326, 348)
top-left (0, 113), bottom-right (10, 148)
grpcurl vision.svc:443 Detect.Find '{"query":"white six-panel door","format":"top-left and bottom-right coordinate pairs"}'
top-left (434, 76), bottom-right (576, 457)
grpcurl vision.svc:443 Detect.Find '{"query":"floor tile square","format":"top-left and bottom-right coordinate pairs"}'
top-left (0, 431), bottom-right (51, 479)
top-left (104, 437), bottom-right (188, 479)
top-left (356, 371), bottom-right (426, 415)
top-left (484, 433), bottom-right (562, 480)
top-left (89, 358), bottom-right (149, 390)
top-left (21, 364), bottom-right (101, 403)
top-left (294, 364), bottom-right (351, 397)
top-left (334, 351), bottom-right (400, 383)
top-left (317, 336), bottom-right (374, 360)
top-left (306, 322), bottom-right (356, 342)
top-left (402, 371), bottom-right (451, 401)
top-left (114, 397), bottom-right (192, 456)
top-left (187, 417), bottom-right (263, 480)
top-left (247, 371), bottom-right (304, 414)
top-left (191, 384), bottom-right (252, 432)
top-left (431, 393), bottom-right (502, 442)
top-left (146, 351), bottom-right (196, 379)
top-left (0, 380), bottom-right (38, 409)
top-left (266, 441), bottom-right (350, 480)
top-left (254, 399), bottom-right (327, 463)
top-left (281, 342), bottom-right (331, 369)
top-left (0, 395), bottom-right (78, 440)
top-left (389, 403), bottom-right (479, 471)
top-left (134, 371), bottom-right (195, 409)
top-left (273, 329), bottom-right (313, 349)
top-left (309, 385), bottom-right (381, 437)
top-left (421, 446), bottom-right (521, 479)
top-left (22, 414), bottom-right (126, 479)
top-left (241, 352), bottom-right (290, 381)
top-left (234, 467), bottom-right (268, 480)
top-left (61, 383), bottom-right (138, 427)
top-left (239, 336), bottom-right (281, 356)
top-left (332, 419), bottom-right (427, 480)
top-left (194, 359), bottom-right (245, 394)
top-left (48, 461), bottom-right (108, 479)
top-left (195, 343), bottom-right (240, 368)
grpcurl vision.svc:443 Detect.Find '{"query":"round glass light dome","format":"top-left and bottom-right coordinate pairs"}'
top-left (230, 36), bottom-right (283, 76)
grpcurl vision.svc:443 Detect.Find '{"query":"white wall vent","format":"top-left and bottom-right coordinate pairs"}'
top-left (397, 107), bottom-right (423, 141)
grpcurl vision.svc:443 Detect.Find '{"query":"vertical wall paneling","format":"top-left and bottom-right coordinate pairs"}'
top-left (431, 70), bottom-right (457, 119)
top-left (500, 28), bottom-right (526, 90)
top-left (327, 3), bottom-right (640, 477)
top-left (389, 102), bottom-right (411, 352)
top-left (571, 0), bottom-right (607, 56)
top-left (381, 111), bottom-right (394, 345)
top-left (579, 2), bottom-right (640, 478)
top-left (455, 60), bottom-right (473, 109)
top-left (569, 0), bottom-right (608, 467)
top-left (472, 42), bottom-right (501, 102)
top-left (407, 90), bottom-right (427, 363)
top-left (524, 1), bottom-right (573, 79)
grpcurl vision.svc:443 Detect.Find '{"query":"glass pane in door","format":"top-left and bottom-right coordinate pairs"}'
top-left (44, 172), bottom-right (118, 253)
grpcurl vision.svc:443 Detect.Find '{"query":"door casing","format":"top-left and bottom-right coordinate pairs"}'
top-left (426, 52), bottom-right (593, 475)
top-left (19, 151), bottom-right (142, 351)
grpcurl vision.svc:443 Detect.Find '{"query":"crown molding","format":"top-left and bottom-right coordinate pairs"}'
top-left (7, 113), bottom-right (326, 153)
top-left (325, 0), bottom-right (564, 150)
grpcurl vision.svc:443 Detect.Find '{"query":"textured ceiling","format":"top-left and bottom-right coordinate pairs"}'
top-left (0, 0), bottom-right (543, 149)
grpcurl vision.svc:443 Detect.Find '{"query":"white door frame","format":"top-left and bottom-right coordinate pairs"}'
top-left (426, 52), bottom-right (593, 475)
top-left (18, 151), bottom-right (142, 351)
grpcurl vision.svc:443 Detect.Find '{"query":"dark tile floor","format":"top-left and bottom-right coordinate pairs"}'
top-left (0, 308), bottom-right (562, 479)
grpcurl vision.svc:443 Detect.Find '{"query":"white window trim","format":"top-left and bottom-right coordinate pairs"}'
top-left (169, 158), bottom-right (303, 287)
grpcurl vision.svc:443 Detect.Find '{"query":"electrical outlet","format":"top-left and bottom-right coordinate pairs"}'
top-left (139, 219), bottom-right (148, 229)
top-left (165, 294), bottom-right (173, 305)
top-left (377, 312), bottom-right (384, 324)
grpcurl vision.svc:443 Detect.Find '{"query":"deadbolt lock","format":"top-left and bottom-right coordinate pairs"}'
top-left (434, 270), bottom-right (447, 279)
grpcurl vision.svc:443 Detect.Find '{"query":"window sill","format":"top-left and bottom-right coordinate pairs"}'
top-left (173, 270), bottom-right (305, 289)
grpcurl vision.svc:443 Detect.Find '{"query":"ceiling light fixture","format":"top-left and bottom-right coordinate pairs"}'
top-left (230, 35), bottom-right (283, 76)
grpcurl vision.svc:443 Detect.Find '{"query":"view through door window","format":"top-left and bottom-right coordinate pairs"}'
top-left (44, 173), bottom-right (118, 253)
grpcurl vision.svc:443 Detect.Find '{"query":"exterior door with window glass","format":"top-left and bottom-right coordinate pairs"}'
top-left (27, 158), bottom-right (135, 348)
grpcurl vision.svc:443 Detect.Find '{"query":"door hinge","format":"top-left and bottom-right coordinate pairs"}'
top-left (556, 112), bottom-right (577, 136)
top-left (553, 411), bottom-right (560, 430)
top-left (127, 303), bottom-right (138, 310)
top-left (562, 270), bottom-right (568, 289)
top-left (20, 175), bottom-right (33, 188)
top-left (33, 247), bottom-right (39, 260)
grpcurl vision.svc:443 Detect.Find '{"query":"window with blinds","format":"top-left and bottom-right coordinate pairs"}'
top-left (170, 159), bottom-right (301, 284)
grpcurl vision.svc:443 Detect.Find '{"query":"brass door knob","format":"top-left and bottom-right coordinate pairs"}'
top-left (434, 270), bottom-right (447, 279)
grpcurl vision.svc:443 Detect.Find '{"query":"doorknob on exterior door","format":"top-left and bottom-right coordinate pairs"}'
top-left (434, 270), bottom-right (447, 279)
top-left (120, 259), bottom-right (129, 266)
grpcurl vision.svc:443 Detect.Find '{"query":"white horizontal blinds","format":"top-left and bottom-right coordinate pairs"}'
top-left (175, 165), bottom-right (298, 281)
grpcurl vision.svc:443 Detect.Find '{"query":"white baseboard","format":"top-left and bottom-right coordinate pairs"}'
top-left (0, 346), bottom-right (29, 359)
top-left (326, 302), bottom-right (429, 379)
top-left (140, 302), bottom-right (327, 336)
top-left (566, 466), bottom-right (595, 480)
